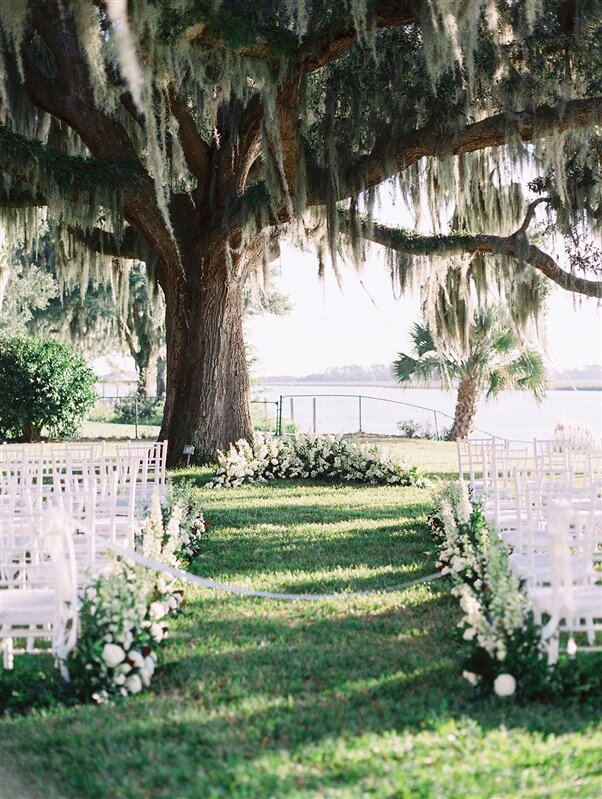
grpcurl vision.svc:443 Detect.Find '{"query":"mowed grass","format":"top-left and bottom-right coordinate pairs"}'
top-left (1, 441), bottom-right (600, 799)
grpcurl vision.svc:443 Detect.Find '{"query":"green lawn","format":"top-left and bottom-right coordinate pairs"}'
top-left (1, 442), bottom-right (600, 799)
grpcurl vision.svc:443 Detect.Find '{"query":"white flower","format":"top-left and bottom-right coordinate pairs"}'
top-left (462, 670), bottom-right (480, 686)
top-left (128, 650), bottom-right (145, 669)
top-left (149, 601), bottom-right (167, 620)
top-left (493, 674), bottom-right (516, 697)
top-left (452, 556), bottom-right (467, 572)
top-left (125, 674), bottom-right (143, 694)
top-left (102, 643), bottom-right (126, 669)
top-left (149, 623), bottom-right (165, 642)
top-left (113, 673), bottom-right (127, 686)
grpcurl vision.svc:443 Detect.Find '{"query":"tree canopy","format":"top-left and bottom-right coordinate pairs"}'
top-left (0, 0), bottom-right (600, 461)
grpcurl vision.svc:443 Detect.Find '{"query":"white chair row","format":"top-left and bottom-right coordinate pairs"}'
top-left (457, 438), bottom-right (602, 663)
top-left (529, 502), bottom-right (602, 664)
top-left (1, 440), bottom-right (168, 511)
top-left (0, 509), bottom-right (79, 671)
top-left (0, 440), bottom-right (169, 670)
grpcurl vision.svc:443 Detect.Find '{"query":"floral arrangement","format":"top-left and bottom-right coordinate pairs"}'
top-left (429, 483), bottom-right (601, 700)
top-left (66, 560), bottom-right (169, 702)
top-left (64, 484), bottom-right (207, 703)
top-left (162, 480), bottom-right (208, 562)
top-left (205, 433), bottom-right (425, 489)
top-left (429, 483), bottom-right (549, 699)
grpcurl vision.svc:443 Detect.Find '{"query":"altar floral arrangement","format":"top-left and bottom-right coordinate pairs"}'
top-left (206, 433), bottom-right (425, 489)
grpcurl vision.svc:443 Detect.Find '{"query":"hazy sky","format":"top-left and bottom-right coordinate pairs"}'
top-left (246, 240), bottom-right (602, 377)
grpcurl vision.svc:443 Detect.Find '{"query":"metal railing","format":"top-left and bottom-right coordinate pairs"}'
top-left (275, 393), bottom-right (501, 440)
top-left (92, 392), bottom-right (504, 441)
top-left (92, 395), bottom-right (281, 439)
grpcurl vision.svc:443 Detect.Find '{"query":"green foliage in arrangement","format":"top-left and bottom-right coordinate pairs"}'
top-left (0, 335), bottom-right (97, 441)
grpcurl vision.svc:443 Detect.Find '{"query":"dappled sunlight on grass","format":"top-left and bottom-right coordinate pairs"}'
top-left (2, 452), bottom-right (601, 799)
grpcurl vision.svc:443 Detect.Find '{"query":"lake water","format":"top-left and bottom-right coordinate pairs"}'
top-left (257, 384), bottom-right (602, 442)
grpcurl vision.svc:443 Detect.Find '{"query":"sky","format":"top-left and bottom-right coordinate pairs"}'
top-left (246, 240), bottom-right (602, 378)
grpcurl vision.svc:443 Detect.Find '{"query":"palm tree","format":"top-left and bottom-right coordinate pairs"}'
top-left (393, 307), bottom-right (547, 440)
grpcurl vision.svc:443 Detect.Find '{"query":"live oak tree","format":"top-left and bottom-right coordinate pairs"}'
top-left (0, 0), bottom-right (600, 463)
top-left (1, 237), bottom-right (291, 399)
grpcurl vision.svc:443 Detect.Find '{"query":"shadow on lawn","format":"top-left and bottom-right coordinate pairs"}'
top-left (4, 590), bottom-right (599, 799)
top-left (191, 527), bottom-right (433, 587)
top-left (160, 593), bottom-right (600, 740)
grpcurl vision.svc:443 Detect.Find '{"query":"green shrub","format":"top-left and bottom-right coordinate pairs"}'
top-left (0, 334), bottom-right (97, 441)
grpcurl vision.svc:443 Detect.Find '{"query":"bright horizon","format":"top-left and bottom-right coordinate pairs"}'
top-left (246, 240), bottom-right (602, 379)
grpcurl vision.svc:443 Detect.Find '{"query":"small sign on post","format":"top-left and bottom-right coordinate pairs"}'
top-left (183, 444), bottom-right (195, 466)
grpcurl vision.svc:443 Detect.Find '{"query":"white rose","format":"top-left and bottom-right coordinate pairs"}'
top-left (462, 670), bottom-right (480, 686)
top-left (493, 673), bottom-right (516, 697)
top-left (128, 650), bottom-right (145, 669)
top-left (149, 623), bottom-right (165, 642)
top-left (102, 643), bottom-right (126, 669)
top-left (149, 602), bottom-right (167, 620)
top-left (113, 673), bottom-right (127, 686)
top-left (125, 674), bottom-right (143, 694)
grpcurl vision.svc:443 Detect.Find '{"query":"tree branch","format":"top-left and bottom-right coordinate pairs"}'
top-left (341, 214), bottom-right (602, 299)
top-left (0, 124), bottom-right (135, 196)
top-left (20, 2), bottom-right (185, 276)
top-left (298, 0), bottom-right (420, 73)
top-left (167, 87), bottom-right (212, 188)
top-left (182, 2), bottom-right (419, 73)
top-left (67, 226), bottom-right (148, 260)
top-left (309, 97), bottom-right (602, 205)
top-left (516, 197), bottom-right (551, 233)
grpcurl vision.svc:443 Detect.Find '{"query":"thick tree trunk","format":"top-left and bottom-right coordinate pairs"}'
top-left (450, 375), bottom-right (480, 440)
top-left (159, 245), bottom-right (254, 466)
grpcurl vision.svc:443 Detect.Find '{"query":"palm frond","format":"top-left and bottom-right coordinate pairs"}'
top-left (409, 323), bottom-right (436, 357)
top-left (393, 354), bottom-right (419, 383)
top-left (509, 350), bottom-right (548, 403)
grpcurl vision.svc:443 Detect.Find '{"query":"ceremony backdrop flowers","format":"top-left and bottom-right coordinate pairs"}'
top-left (206, 433), bottom-right (425, 489)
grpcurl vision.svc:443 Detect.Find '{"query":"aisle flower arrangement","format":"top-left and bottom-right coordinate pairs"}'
top-left (66, 561), bottom-right (166, 702)
top-left (429, 483), bottom-right (550, 697)
top-left (65, 485), bottom-right (207, 702)
top-left (205, 433), bottom-right (425, 488)
top-left (429, 483), bottom-right (600, 700)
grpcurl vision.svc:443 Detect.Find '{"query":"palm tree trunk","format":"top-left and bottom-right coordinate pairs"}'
top-left (451, 375), bottom-right (480, 440)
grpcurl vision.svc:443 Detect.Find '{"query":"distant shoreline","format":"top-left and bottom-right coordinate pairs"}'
top-left (261, 379), bottom-right (602, 391)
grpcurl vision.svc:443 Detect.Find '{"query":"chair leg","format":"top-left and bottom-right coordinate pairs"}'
top-left (2, 637), bottom-right (14, 669)
top-left (546, 634), bottom-right (559, 665)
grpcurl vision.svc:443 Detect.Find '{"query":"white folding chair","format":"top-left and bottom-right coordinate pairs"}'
top-left (529, 502), bottom-right (602, 664)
